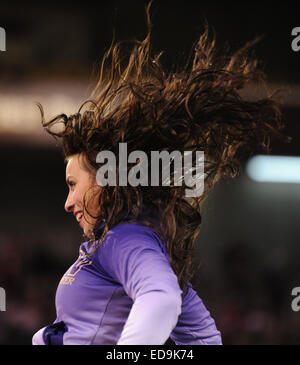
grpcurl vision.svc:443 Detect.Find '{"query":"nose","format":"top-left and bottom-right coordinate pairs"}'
top-left (64, 192), bottom-right (74, 213)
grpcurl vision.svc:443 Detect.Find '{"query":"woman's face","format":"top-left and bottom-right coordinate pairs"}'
top-left (64, 153), bottom-right (99, 238)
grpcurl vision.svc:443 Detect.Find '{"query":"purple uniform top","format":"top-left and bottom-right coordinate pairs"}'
top-left (32, 220), bottom-right (222, 345)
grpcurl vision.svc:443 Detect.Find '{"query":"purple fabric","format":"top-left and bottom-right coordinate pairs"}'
top-left (43, 321), bottom-right (67, 345)
top-left (32, 221), bottom-right (222, 345)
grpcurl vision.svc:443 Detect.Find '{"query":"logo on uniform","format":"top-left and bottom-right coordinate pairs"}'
top-left (59, 250), bottom-right (93, 285)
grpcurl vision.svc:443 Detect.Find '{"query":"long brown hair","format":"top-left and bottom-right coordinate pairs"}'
top-left (38, 3), bottom-right (289, 292)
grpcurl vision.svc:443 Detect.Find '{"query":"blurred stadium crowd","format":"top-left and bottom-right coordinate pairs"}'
top-left (1, 0), bottom-right (300, 345)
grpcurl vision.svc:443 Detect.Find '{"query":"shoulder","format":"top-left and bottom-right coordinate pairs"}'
top-left (99, 222), bottom-right (167, 256)
top-left (94, 222), bottom-right (176, 293)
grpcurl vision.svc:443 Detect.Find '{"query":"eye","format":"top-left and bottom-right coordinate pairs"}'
top-left (67, 180), bottom-right (76, 188)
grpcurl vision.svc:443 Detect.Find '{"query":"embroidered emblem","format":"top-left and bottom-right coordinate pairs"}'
top-left (59, 249), bottom-right (93, 285)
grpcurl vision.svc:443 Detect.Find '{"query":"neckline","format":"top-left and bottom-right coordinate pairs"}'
top-left (93, 203), bottom-right (160, 240)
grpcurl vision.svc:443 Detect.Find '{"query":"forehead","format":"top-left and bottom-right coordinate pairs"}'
top-left (65, 154), bottom-right (84, 176)
top-left (66, 155), bottom-right (79, 170)
top-left (65, 154), bottom-right (94, 183)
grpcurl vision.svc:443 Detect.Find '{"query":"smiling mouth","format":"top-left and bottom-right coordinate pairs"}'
top-left (76, 213), bottom-right (83, 224)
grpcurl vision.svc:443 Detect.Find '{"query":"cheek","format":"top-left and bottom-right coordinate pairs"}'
top-left (73, 187), bottom-right (86, 208)
top-left (84, 187), bottom-right (100, 212)
top-left (74, 191), bottom-right (83, 204)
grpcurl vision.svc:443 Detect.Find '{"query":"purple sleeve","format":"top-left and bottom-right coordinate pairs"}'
top-left (170, 283), bottom-right (222, 345)
top-left (98, 225), bottom-right (182, 344)
top-left (32, 326), bottom-right (47, 345)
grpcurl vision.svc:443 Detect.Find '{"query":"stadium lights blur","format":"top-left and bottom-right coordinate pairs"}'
top-left (246, 155), bottom-right (300, 183)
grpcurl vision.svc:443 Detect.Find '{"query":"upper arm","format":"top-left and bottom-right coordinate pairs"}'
top-left (170, 284), bottom-right (222, 345)
top-left (98, 224), bottom-right (182, 301)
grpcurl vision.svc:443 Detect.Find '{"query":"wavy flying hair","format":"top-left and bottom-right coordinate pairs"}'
top-left (38, 5), bottom-right (289, 292)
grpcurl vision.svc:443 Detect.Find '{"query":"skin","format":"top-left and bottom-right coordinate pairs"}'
top-left (64, 153), bottom-right (100, 238)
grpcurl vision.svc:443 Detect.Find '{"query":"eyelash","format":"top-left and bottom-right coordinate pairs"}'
top-left (68, 181), bottom-right (75, 188)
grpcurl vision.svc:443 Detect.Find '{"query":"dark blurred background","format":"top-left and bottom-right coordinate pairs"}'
top-left (0, 0), bottom-right (300, 345)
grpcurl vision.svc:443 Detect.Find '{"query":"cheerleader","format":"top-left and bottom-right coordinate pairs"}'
top-left (32, 4), bottom-right (287, 345)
